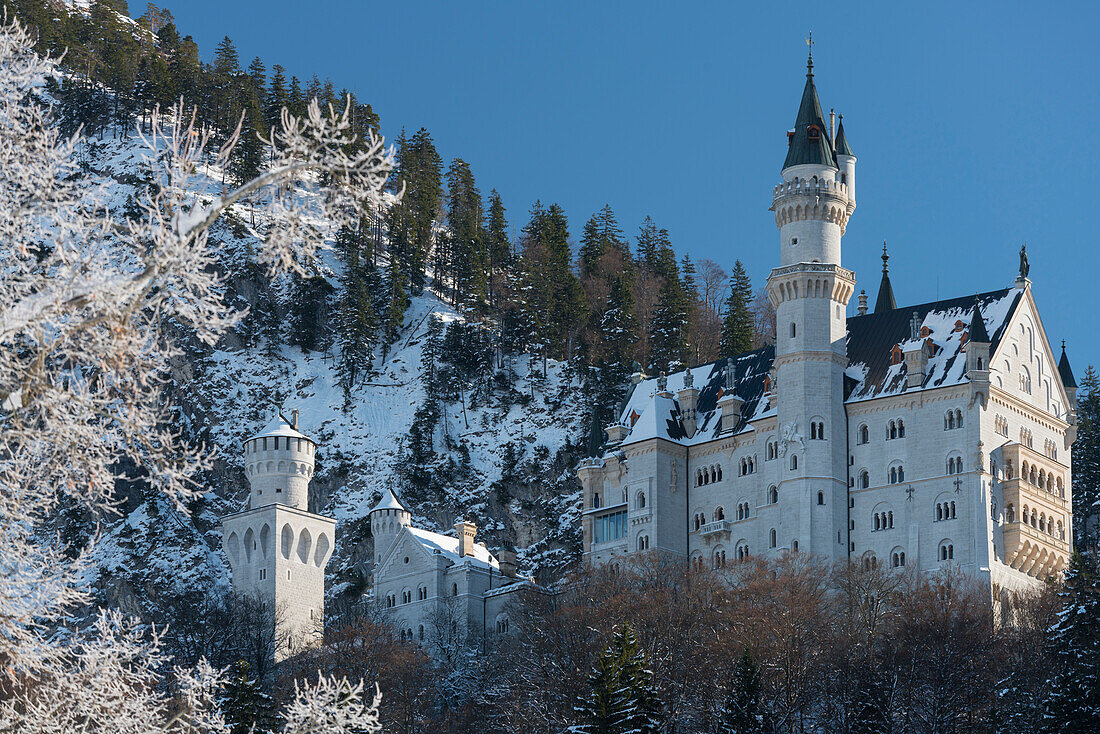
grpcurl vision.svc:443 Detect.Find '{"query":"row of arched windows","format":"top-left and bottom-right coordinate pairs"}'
top-left (1020, 427), bottom-right (1034, 448)
top-left (947, 456), bottom-right (964, 474)
top-left (739, 457), bottom-right (756, 475)
top-left (873, 511), bottom-right (894, 531)
top-left (939, 543), bottom-right (955, 561)
top-left (399, 626), bottom-right (424, 642)
top-left (766, 441), bottom-right (779, 460)
top-left (735, 543), bottom-right (750, 560)
top-left (935, 501), bottom-right (957, 521)
top-left (1008, 460), bottom-right (1066, 497)
top-left (637, 534), bottom-right (650, 551)
top-left (995, 415), bottom-right (1009, 437)
top-left (887, 420), bottom-right (906, 439)
top-left (1006, 504), bottom-right (1066, 540)
top-left (889, 465), bottom-right (905, 484)
top-left (696, 464), bottom-right (723, 486)
top-left (735, 502), bottom-right (751, 521)
top-left (809, 421), bottom-right (825, 440)
top-left (1044, 439), bottom-right (1059, 461)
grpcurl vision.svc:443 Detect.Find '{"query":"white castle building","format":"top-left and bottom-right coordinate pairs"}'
top-left (368, 488), bottom-right (529, 647)
top-left (578, 53), bottom-right (1078, 599)
top-left (221, 411), bottom-right (335, 661)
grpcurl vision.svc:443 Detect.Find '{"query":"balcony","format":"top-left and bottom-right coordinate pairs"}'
top-left (1002, 477), bottom-right (1068, 514)
top-left (1003, 521), bottom-right (1070, 579)
top-left (699, 520), bottom-right (730, 537)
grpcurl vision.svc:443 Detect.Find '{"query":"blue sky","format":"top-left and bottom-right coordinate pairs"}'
top-left (165, 1), bottom-right (1099, 373)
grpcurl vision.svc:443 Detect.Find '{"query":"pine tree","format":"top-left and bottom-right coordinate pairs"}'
top-left (485, 189), bottom-right (510, 311)
top-left (720, 260), bottom-right (755, 358)
top-left (333, 223), bottom-right (380, 401)
top-left (1073, 366), bottom-right (1100, 549)
top-left (647, 271), bottom-right (689, 374)
top-left (574, 624), bottom-right (659, 734)
top-left (264, 64), bottom-right (288, 135)
top-left (724, 649), bottom-right (767, 733)
top-left (1041, 550), bottom-right (1100, 732)
top-left (443, 157), bottom-right (486, 308)
top-left (220, 660), bottom-right (278, 734)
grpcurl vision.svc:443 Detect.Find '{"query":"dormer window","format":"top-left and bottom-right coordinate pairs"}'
top-left (920, 326), bottom-right (932, 339)
top-left (808, 124), bottom-right (821, 141)
top-left (890, 345), bottom-right (903, 365)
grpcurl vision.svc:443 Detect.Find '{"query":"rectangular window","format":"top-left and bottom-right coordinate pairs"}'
top-left (593, 510), bottom-right (627, 544)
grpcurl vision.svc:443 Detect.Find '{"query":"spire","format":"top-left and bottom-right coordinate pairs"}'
top-left (968, 298), bottom-right (990, 343)
top-left (1058, 340), bottom-right (1077, 389)
top-left (783, 36), bottom-right (837, 170)
top-left (874, 242), bottom-right (897, 313)
top-left (834, 115), bottom-right (854, 157)
top-left (586, 418), bottom-right (605, 458)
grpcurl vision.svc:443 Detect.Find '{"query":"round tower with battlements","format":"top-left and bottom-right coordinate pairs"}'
top-left (765, 49), bottom-right (856, 559)
top-left (369, 487), bottom-right (411, 565)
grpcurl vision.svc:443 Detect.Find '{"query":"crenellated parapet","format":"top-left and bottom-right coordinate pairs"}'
top-left (765, 262), bottom-right (856, 308)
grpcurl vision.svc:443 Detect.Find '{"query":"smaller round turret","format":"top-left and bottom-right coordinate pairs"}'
top-left (243, 411), bottom-right (316, 511)
top-left (370, 488), bottom-right (410, 564)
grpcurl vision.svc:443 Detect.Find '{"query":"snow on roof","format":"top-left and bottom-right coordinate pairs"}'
top-left (407, 527), bottom-right (500, 570)
top-left (249, 414), bottom-right (310, 443)
top-left (605, 287), bottom-right (1022, 453)
top-left (370, 487), bottom-right (407, 513)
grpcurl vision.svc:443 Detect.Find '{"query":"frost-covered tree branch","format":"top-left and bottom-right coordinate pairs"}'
top-left (0, 14), bottom-right (390, 731)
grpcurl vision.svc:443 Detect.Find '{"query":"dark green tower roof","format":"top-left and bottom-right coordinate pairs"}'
top-left (586, 417), bottom-right (605, 458)
top-left (874, 243), bottom-right (897, 314)
top-left (968, 298), bottom-right (990, 343)
top-left (783, 53), bottom-right (837, 170)
top-left (834, 115), bottom-right (854, 157)
top-left (1058, 341), bottom-right (1077, 389)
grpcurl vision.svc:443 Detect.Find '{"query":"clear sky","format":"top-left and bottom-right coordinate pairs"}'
top-left (164, 0), bottom-right (1099, 374)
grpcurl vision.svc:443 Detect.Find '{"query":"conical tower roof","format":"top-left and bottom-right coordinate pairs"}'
top-left (968, 299), bottom-right (990, 343)
top-left (783, 52), bottom-right (837, 170)
top-left (874, 243), bottom-right (897, 313)
top-left (370, 487), bottom-right (407, 514)
top-left (1058, 341), bottom-right (1077, 389)
top-left (834, 115), bottom-right (854, 157)
top-left (586, 418), bottom-right (605, 458)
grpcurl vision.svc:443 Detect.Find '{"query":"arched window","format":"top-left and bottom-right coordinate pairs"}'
top-left (889, 467), bottom-right (897, 484)
top-left (769, 528), bottom-right (777, 548)
top-left (715, 507), bottom-right (725, 521)
top-left (859, 470), bottom-right (869, 489)
top-left (817, 491), bottom-right (825, 506)
top-left (897, 420), bottom-right (905, 438)
top-left (888, 421), bottom-right (897, 440)
top-left (768, 486), bottom-right (778, 504)
top-left (790, 455), bottom-right (798, 470)
top-left (955, 410), bottom-right (963, 427)
top-left (452, 583), bottom-right (458, 597)
top-left (717, 465), bottom-right (723, 481)
top-left (637, 534), bottom-right (649, 551)
top-left (859, 424), bottom-right (869, 444)
top-left (946, 411), bottom-right (955, 430)
top-left (637, 491), bottom-right (646, 509)
top-left (939, 542), bottom-right (954, 561)
top-left (1006, 504), bottom-right (1015, 523)
top-left (790, 322), bottom-right (797, 338)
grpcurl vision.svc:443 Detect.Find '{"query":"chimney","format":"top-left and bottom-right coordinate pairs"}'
top-left (909, 312), bottom-right (920, 341)
top-left (678, 368), bottom-right (700, 438)
top-left (291, 409), bottom-right (299, 430)
top-left (857, 290), bottom-right (868, 316)
top-left (497, 548), bottom-right (518, 578)
top-left (454, 520), bottom-right (477, 558)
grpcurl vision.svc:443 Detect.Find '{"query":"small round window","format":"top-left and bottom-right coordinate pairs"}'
top-left (404, 556), bottom-right (410, 564)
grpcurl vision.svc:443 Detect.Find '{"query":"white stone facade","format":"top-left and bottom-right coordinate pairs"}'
top-left (579, 65), bottom-right (1077, 604)
top-left (221, 413), bottom-right (335, 661)
top-left (368, 489), bottom-right (529, 648)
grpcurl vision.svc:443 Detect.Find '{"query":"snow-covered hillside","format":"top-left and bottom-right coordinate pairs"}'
top-left (69, 130), bottom-right (588, 618)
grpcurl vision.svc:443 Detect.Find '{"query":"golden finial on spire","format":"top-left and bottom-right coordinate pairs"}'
top-left (806, 31), bottom-right (814, 74)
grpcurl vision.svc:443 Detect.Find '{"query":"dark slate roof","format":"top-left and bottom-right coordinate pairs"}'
top-left (969, 299), bottom-right (990, 342)
top-left (783, 69), bottom-right (837, 170)
top-left (834, 116), bottom-right (854, 157)
top-left (1058, 343), bottom-right (1077, 388)
top-left (846, 288), bottom-right (1021, 401)
top-left (608, 289), bottom-right (1023, 449)
top-left (615, 347), bottom-right (774, 448)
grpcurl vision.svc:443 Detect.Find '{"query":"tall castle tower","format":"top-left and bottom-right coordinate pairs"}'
top-left (765, 49), bottom-right (856, 558)
top-left (221, 411), bottom-right (336, 662)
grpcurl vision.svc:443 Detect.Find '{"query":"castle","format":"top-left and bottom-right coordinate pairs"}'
top-left (220, 414), bottom-right (528, 659)
top-left (577, 53), bottom-right (1078, 599)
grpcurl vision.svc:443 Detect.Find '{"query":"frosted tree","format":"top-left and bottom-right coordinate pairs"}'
top-left (0, 15), bottom-right (394, 731)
